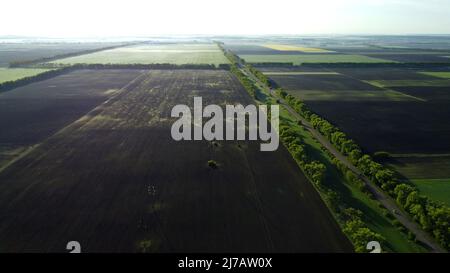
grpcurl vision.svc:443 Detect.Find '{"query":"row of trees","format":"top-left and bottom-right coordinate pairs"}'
top-left (0, 67), bottom-right (76, 92)
top-left (279, 121), bottom-right (385, 252)
top-left (219, 50), bottom-right (449, 250)
top-left (301, 62), bottom-right (450, 69)
top-left (219, 47), bottom-right (389, 252)
top-left (245, 64), bottom-right (270, 86)
top-left (8, 42), bottom-right (139, 68)
top-left (277, 87), bottom-right (450, 250)
top-left (34, 62), bottom-right (230, 70)
top-left (229, 65), bottom-right (257, 98)
top-left (239, 62), bottom-right (450, 69)
top-left (221, 47), bottom-right (258, 99)
top-left (219, 46), bottom-right (388, 252)
top-left (1, 63), bottom-right (230, 93)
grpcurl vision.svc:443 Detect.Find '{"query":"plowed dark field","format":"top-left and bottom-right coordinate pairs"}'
top-left (0, 69), bottom-right (351, 252)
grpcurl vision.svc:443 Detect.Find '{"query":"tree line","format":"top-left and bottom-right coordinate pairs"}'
top-left (8, 42), bottom-right (141, 68)
top-left (220, 46), bottom-right (258, 99)
top-left (219, 46), bottom-right (390, 252)
top-left (0, 63), bottom-right (231, 93)
top-left (277, 88), bottom-right (450, 250)
top-left (249, 62), bottom-right (450, 69)
top-left (279, 117), bottom-right (385, 252)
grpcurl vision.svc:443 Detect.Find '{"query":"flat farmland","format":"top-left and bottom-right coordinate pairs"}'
top-left (0, 68), bottom-right (52, 83)
top-left (266, 73), bottom-right (416, 102)
top-left (331, 68), bottom-right (439, 81)
top-left (239, 54), bottom-right (393, 65)
top-left (305, 100), bottom-right (450, 154)
top-left (265, 67), bottom-right (450, 154)
top-left (361, 53), bottom-right (450, 63)
top-left (262, 44), bottom-right (333, 53)
top-left (419, 72), bottom-right (450, 79)
top-left (222, 44), bottom-right (279, 55)
top-left (0, 69), bottom-right (351, 252)
top-left (0, 42), bottom-right (125, 67)
top-left (386, 155), bottom-right (450, 179)
top-left (409, 179), bottom-right (450, 206)
top-left (267, 74), bottom-right (383, 91)
top-left (265, 63), bottom-right (450, 208)
top-left (0, 69), bottom-right (143, 169)
top-left (391, 86), bottom-right (450, 101)
top-left (50, 43), bottom-right (229, 66)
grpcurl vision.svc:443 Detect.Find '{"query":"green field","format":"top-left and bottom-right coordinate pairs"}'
top-left (366, 79), bottom-right (450, 88)
top-left (240, 54), bottom-right (394, 65)
top-left (387, 155), bottom-right (450, 180)
top-left (410, 179), bottom-right (450, 206)
top-left (419, 72), bottom-right (450, 79)
top-left (50, 44), bottom-right (229, 66)
top-left (0, 68), bottom-right (51, 84)
top-left (286, 89), bottom-right (419, 102)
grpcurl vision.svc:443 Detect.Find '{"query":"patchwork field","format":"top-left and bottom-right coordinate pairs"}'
top-left (0, 42), bottom-right (124, 67)
top-left (259, 58), bottom-right (450, 207)
top-left (331, 68), bottom-right (439, 81)
top-left (0, 69), bottom-right (143, 170)
top-left (262, 44), bottom-right (333, 53)
top-left (268, 74), bottom-right (384, 91)
top-left (0, 68), bottom-right (52, 83)
top-left (223, 37), bottom-right (450, 211)
top-left (261, 65), bottom-right (450, 154)
top-left (50, 43), bottom-right (229, 66)
top-left (361, 53), bottom-right (450, 63)
top-left (0, 69), bottom-right (351, 252)
top-left (240, 54), bottom-right (393, 65)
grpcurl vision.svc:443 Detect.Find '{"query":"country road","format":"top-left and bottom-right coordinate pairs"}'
top-left (236, 58), bottom-right (446, 253)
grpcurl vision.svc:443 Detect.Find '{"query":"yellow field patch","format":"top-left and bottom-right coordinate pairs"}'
top-left (263, 44), bottom-right (333, 53)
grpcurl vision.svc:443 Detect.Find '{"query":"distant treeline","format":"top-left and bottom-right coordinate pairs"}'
top-left (250, 62), bottom-right (450, 69)
top-left (249, 62), bottom-right (295, 67)
top-left (8, 42), bottom-right (141, 68)
top-left (0, 67), bottom-right (75, 93)
top-left (0, 63), bottom-right (231, 93)
top-left (34, 63), bottom-right (231, 70)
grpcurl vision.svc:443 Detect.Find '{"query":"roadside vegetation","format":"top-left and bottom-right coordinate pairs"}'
top-left (222, 45), bottom-right (450, 252)
top-left (277, 85), bottom-right (450, 251)
top-left (221, 46), bottom-right (424, 252)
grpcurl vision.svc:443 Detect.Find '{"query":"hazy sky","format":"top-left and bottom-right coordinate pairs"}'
top-left (1, 0), bottom-right (450, 37)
